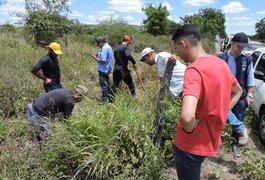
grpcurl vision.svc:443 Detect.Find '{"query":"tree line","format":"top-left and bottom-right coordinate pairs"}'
top-left (1, 0), bottom-right (265, 45)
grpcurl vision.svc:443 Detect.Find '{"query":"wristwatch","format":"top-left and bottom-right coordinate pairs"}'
top-left (247, 93), bottom-right (253, 98)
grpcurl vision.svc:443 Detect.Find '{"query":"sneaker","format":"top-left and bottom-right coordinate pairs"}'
top-left (232, 144), bottom-right (241, 157)
top-left (238, 128), bottom-right (248, 145)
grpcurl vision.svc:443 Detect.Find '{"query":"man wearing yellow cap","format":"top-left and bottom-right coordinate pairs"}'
top-left (31, 42), bottom-right (63, 92)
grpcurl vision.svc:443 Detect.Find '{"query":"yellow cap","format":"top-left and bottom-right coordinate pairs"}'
top-left (45, 42), bottom-right (62, 55)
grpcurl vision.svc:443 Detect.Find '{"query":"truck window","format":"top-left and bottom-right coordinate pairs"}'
top-left (251, 51), bottom-right (261, 66)
top-left (256, 53), bottom-right (265, 75)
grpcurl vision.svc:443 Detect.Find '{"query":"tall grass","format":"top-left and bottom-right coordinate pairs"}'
top-left (0, 30), bottom-right (225, 179)
top-left (44, 93), bottom-right (166, 179)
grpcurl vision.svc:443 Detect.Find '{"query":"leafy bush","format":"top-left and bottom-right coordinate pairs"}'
top-left (162, 98), bottom-right (181, 163)
top-left (25, 10), bottom-right (69, 45)
top-left (87, 17), bottom-right (137, 47)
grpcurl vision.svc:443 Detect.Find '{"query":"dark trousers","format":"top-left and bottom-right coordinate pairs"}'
top-left (112, 69), bottom-right (135, 96)
top-left (99, 71), bottom-right (110, 102)
top-left (43, 83), bottom-right (62, 92)
top-left (174, 145), bottom-right (205, 180)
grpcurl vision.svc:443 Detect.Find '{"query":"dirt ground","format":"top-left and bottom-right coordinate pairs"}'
top-left (165, 128), bottom-right (265, 179)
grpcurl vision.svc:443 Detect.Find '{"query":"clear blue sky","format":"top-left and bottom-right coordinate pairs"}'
top-left (1, 0), bottom-right (265, 36)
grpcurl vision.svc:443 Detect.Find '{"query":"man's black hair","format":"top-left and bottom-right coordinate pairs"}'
top-left (172, 24), bottom-right (201, 42)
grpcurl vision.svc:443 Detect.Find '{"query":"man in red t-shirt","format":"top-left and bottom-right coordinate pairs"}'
top-left (171, 24), bottom-right (242, 179)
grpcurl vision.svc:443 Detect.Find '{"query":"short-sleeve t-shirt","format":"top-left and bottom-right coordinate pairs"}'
top-left (155, 52), bottom-right (186, 96)
top-left (174, 55), bottom-right (238, 156)
top-left (31, 54), bottom-right (61, 84)
top-left (98, 43), bottom-right (113, 74)
top-left (32, 88), bottom-right (74, 118)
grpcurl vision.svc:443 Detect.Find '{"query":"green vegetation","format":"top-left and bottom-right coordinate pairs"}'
top-left (18, 0), bottom-right (70, 45)
top-left (0, 25), bottom-right (170, 178)
top-left (255, 17), bottom-right (265, 41)
top-left (181, 8), bottom-right (226, 39)
top-left (0, 18), bottom-right (264, 179)
top-left (142, 3), bottom-right (170, 36)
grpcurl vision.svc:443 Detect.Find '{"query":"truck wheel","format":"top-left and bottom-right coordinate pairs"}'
top-left (260, 110), bottom-right (265, 145)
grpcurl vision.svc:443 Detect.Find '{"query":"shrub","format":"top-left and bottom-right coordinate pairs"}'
top-left (162, 98), bottom-right (181, 163)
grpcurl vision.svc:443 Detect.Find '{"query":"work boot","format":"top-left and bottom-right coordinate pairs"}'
top-left (238, 128), bottom-right (249, 145)
top-left (232, 143), bottom-right (241, 157)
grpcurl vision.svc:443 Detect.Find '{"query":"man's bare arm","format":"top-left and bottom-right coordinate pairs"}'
top-left (180, 95), bottom-right (199, 133)
top-left (32, 70), bottom-right (52, 85)
top-left (230, 83), bottom-right (243, 110)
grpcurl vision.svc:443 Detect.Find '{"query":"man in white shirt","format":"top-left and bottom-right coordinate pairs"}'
top-left (140, 48), bottom-right (186, 98)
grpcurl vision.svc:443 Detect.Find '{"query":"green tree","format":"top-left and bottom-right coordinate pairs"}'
top-left (181, 8), bottom-right (226, 38)
top-left (142, 3), bottom-right (169, 36)
top-left (18, 0), bottom-right (70, 45)
top-left (90, 16), bottom-right (137, 47)
top-left (255, 17), bottom-right (265, 40)
top-left (167, 20), bottom-right (181, 35)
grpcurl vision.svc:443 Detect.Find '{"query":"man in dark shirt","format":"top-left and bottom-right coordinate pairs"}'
top-left (31, 42), bottom-right (63, 92)
top-left (27, 85), bottom-right (88, 139)
top-left (111, 36), bottom-right (137, 96)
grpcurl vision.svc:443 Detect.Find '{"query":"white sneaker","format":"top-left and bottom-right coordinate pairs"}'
top-left (238, 128), bottom-right (248, 145)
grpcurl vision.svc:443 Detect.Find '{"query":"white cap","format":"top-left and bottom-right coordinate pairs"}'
top-left (140, 47), bottom-right (154, 61)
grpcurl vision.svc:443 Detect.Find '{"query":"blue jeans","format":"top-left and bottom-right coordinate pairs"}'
top-left (227, 98), bottom-right (247, 134)
top-left (232, 98), bottom-right (247, 122)
top-left (174, 145), bottom-right (205, 180)
top-left (27, 103), bottom-right (51, 133)
top-left (43, 83), bottom-right (62, 92)
top-left (99, 71), bottom-right (109, 102)
top-left (227, 111), bottom-right (245, 134)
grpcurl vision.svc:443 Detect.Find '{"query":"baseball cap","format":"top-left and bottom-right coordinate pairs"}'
top-left (45, 42), bottom-right (62, 54)
top-left (140, 48), bottom-right (154, 61)
top-left (122, 35), bottom-right (131, 44)
top-left (232, 32), bottom-right (249, 47)
top-left (75, 85), bottom-right (88, 96)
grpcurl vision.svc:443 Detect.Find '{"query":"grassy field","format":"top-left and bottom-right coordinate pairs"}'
top-left (0, 32), bottom-right (264, 179)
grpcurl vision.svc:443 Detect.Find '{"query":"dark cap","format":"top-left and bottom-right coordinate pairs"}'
top-left (96, 36), bottom-right (106, 45)
top-left (232, 32), bottom-right (249, 47)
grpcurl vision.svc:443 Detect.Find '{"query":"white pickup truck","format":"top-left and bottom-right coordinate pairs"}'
top-left (251, 47), bottom-right (265, 145)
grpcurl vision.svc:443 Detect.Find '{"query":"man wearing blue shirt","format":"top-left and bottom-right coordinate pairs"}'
top-left (92, 36), bottom-right (113, 103)
top-left (218, 32), bottom-right (254, 157)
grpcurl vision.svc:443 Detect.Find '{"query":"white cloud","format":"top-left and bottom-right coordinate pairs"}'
top-left (70, 10), bottom-right (85, 17)
top-left (0, 0), bottom-right (25, 14)
top-left (257, 10), bottom-right (265, 14)
top-left (108, 0), bottom-right (143, 13)
top-left (182, 0), bottom-right (215, 6)
top-left (123, 15), bottom-right (134, 21)
top-left (221, 1), bottom-right (248, 14)
top-left (162, 2), bottom-right (173, 11)
top-left (168, 15), bottom-right (181, 23)
top-left (0, 0), bottom-right (25, 24)
top-left (98, 10), bottom-right (115, 16)
top-left (226, 16), bottom-right (256, 27)
top-left (67, 0), bottom-right (75, 6)
top-left (81, 13), bottom-right (140, 26)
